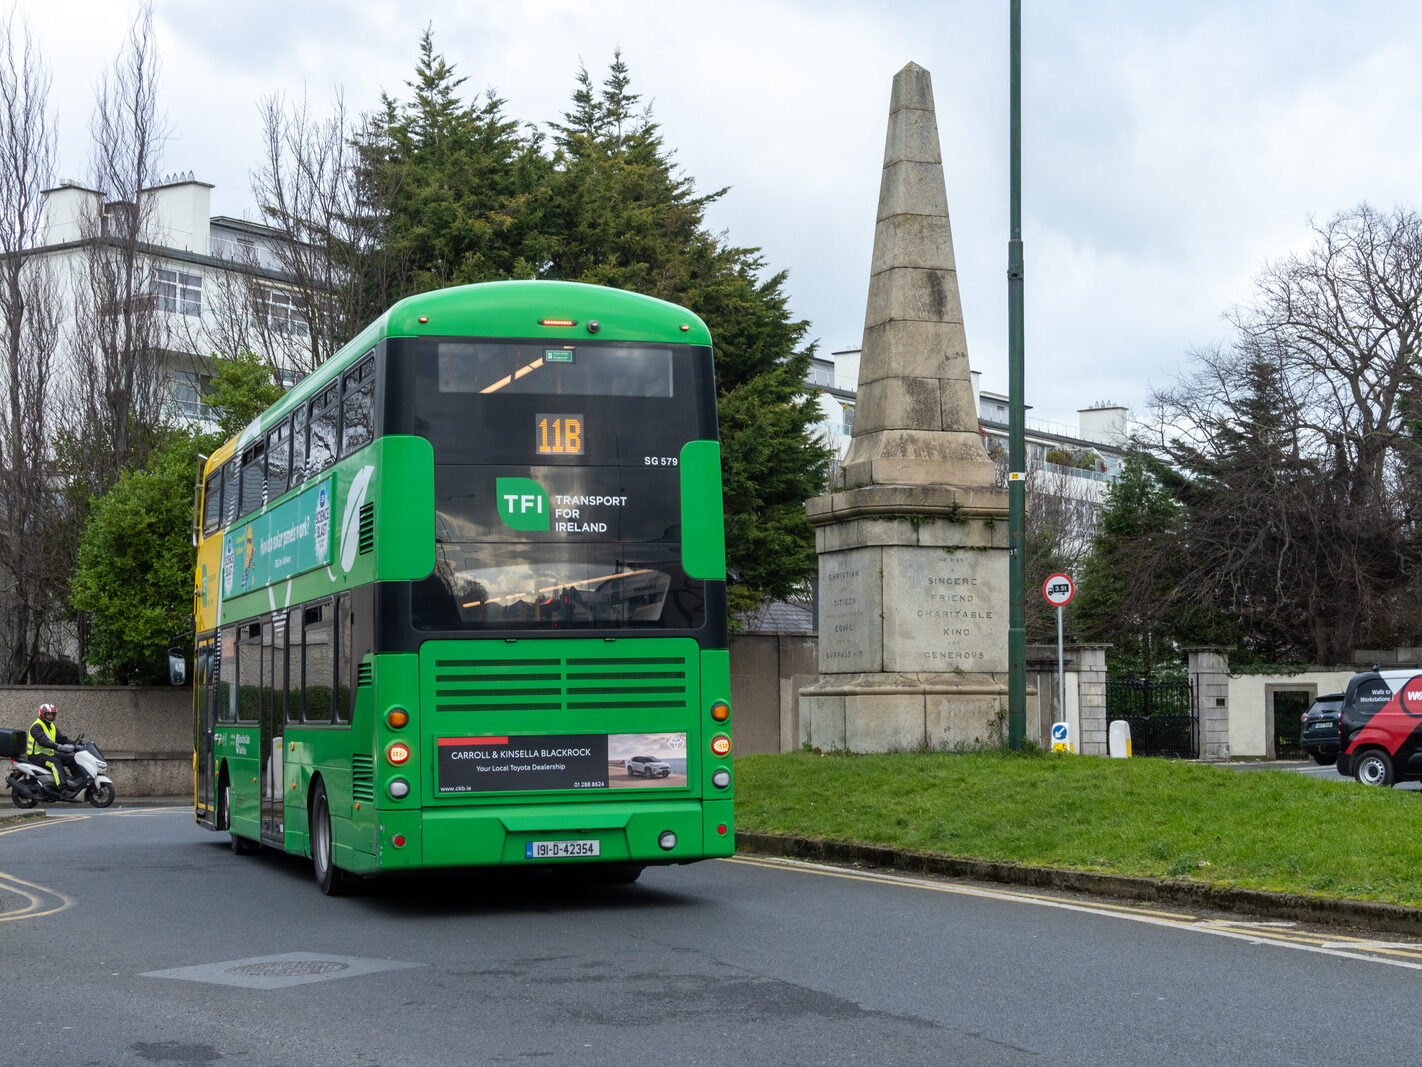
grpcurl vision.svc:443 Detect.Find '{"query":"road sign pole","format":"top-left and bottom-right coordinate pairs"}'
top-left (1042, 573), bottom-right (1076, 746)
top-left (1057, 604), bottom-right (1065, 733)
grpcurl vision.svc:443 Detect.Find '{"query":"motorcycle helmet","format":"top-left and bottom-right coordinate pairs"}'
top-left (38, 703), bottom-right (56, 722)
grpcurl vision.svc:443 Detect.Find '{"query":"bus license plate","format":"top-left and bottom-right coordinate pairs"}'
top-left (526, 839), bottom-right (600, 859)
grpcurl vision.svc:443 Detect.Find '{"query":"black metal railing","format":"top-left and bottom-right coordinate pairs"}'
top-left (1105, 677), bottom-right (1199, 758)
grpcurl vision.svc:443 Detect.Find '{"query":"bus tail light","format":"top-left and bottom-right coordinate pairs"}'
top-left (387, 741), bottom-right (411, 765)
top-left (710, 735), bottom-right (731, 757)
top-left (537, 318), bottom-right (577, 327)
top-left (710, 701), bottom-right (730, 722)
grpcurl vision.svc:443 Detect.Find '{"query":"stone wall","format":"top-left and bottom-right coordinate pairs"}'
top-left (0, 685), bottom-right (191, 796)
top-left (729, 633), bottom-right (818, 755)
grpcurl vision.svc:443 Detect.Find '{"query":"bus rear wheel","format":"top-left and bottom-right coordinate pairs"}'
top-left (310, 782), bottom-right (354, 895)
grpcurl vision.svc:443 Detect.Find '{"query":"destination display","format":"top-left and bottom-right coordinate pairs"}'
top-left (436, 732), bottom-right (688, 794)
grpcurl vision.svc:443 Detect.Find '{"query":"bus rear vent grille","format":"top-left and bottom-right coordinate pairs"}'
top-left (433, 655), bottom-right (690, 714)
top-left (351, 754), bottom-right (375, 802)
top-left (358, 503), bottom-right (375, 555)
top-left (357, 662), bottom-right (373, 688)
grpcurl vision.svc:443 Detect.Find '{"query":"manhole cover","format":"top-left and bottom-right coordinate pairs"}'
top-left (226, 960), bottom-right (350, 978)
top-left (143, 952), bottom-right (421, 989)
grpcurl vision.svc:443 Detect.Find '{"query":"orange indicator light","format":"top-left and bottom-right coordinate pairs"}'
top-left (387, 708), bottom-right (409, 729)
top-left (711, 701), bottom-right (730, 722)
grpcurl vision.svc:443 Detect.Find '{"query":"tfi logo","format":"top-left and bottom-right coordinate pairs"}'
top-left (496, 478), bottom-right (550, 531)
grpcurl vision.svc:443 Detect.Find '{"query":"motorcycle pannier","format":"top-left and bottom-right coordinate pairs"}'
top-left (0, 728), bottom-right (24, 758)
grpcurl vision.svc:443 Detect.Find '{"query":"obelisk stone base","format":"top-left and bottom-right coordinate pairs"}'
top-left (799, 483), bottom-right (1015, 752)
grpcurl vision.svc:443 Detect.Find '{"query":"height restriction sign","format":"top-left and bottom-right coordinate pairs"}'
top-left (1042, 573), bottom-right (1075, 607)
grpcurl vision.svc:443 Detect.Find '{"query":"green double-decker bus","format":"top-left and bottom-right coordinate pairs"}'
top-left (192, 280), bottom-right (733, 893)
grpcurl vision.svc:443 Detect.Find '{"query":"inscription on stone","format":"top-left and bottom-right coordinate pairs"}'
top-left (817, 548), bottom-right (882, 673)
top-left (882, 548), bottom-right (1007, 672)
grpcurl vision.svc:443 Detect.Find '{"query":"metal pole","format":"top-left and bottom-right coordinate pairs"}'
top-left (1057, 604), bottom-right (1065, 733)
top-left (1008, 0), bottom-right (1027, 748)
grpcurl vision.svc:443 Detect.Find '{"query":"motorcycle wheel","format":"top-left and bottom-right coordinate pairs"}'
top-left (86, 782), bottom-right (116, 809)
top-left (10, 787), bottom-right (37, 809)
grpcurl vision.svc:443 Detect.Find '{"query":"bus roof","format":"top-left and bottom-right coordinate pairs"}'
top-left (210, 280), bottom-right (712, 469)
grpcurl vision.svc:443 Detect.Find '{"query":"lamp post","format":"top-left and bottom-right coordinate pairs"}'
top-left (1007, 0), bottom-right (1027, 748)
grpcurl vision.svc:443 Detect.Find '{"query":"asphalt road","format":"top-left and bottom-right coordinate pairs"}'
top-left (5, 806), bottom-right (1422, 1065)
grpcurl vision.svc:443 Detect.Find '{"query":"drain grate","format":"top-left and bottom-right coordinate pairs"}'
top-left (226, 960), bottom-right (350, 978)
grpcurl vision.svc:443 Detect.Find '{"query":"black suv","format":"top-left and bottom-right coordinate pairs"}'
top-left (1299, 693), bottom-right (1344, 765)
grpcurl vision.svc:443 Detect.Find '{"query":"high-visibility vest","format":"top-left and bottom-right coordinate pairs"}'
top-left (26, 718), bottom-right (55, 758)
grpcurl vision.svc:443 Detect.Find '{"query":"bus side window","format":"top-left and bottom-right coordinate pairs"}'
top-left (335, 592), bottom-right (352, 723)
top-left (218, 625), bottom-right (237, 723)
top-left (266, 613), bottom-right (286, 725)
top-left (221, 458), bottom-right (239, 525)
top-left (286, 608), bottom-right (303, 723)
top-left (202, 469), bottom-right (223, 537)
top-left (238, 621), bottom-right (262, 724)
top-left (267, 420), bottom-right (291, 498)
top-left (291, 406), bottom-right (307, 487)
top-left (303, 602), bottom-right (333, 723)
top-left (341, 355), bottom-right (375, 456)
top-left (239, 439), bottom-right (266, 517)
top-left (308, 386), bottom-right (339, 475)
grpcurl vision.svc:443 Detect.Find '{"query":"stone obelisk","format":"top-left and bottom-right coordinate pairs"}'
top-left (798, 62), bottom-right (1012, 752)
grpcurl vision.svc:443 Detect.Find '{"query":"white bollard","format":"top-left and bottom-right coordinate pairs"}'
top-left (1108, 719), bottom-right (1132, 758)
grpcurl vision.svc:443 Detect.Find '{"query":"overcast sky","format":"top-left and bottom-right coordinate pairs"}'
top-left (15, 1), bottom-right (1422, 427)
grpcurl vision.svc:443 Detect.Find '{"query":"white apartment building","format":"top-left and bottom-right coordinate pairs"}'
top-left (33, 176), bottom-right (313, 425)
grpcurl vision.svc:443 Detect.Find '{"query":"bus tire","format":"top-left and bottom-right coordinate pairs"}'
top-left (217, 771), bottom-right (231, 831)
top-left (310, 781), bottom-right (353, 895)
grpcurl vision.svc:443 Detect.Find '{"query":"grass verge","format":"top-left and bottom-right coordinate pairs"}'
top-left (734, 749), bottom-right (1422, 907)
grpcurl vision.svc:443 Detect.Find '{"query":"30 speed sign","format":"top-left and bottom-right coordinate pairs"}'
top-left (1042, 573), bottom-right (1075, 607)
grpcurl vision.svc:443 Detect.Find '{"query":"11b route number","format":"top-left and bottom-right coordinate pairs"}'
top-left (536, 414), bottom-right (583, 456)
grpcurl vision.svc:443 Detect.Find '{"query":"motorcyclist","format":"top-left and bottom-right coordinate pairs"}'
top-left (26, 703), bottom-right (80, 794)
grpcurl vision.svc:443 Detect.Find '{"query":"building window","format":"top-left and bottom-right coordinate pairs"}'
top-left (259, 287), bottom-right (308, 335)
top-left (212, 235), bottom-right (256, 261)
top-left (840, 402), bottom-right (854, 436)
top-left (156, 268), bottom-right (201, 316)
top-left (169, 370), bottom-right (215, 423)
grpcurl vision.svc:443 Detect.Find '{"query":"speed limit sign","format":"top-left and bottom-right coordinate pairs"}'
top-left (1042, 573), bottom-right (1075, 607)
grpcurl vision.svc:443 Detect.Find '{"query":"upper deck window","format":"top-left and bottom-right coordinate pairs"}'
top-left (436, 342), bottom-right (673, 398)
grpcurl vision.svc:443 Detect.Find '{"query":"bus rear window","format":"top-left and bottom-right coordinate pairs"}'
top-left (436, 342), bottom-right (672, 398)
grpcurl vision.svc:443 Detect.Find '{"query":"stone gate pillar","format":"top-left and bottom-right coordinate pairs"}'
top-left (1186, 647), bottom-right (1231, 761)
top-left (1071, 644), bottom-right (1110, 756)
